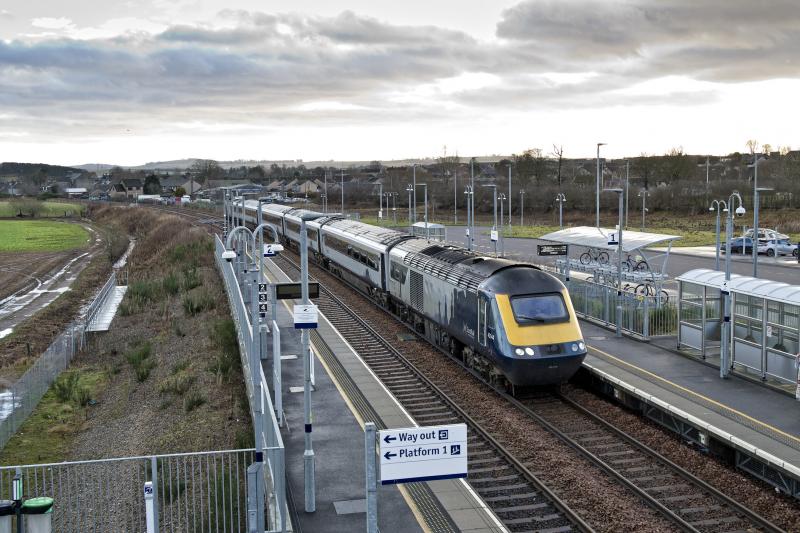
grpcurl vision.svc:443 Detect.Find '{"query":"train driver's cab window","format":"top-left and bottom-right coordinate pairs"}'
top-left (390, 262), bottom-right (407, 283)
top-left (510, 294), bottom-right (568, 324)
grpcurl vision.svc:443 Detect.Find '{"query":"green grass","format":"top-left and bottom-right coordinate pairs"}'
top-left (0, 201), bottom-right (82, 218)
top-left (0, 369), bottom-right (106, 465)
top-left (0, 220), bottom-right (89, 252)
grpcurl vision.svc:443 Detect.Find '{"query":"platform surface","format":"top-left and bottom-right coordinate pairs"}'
top-left (260, 258), bottom-right (505, 533)
top-left (580, 321), bottom-right (800, 470)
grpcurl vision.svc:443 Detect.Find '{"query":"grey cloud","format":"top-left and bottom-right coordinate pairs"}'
top-left (497, 0), bottom-right (800, 81)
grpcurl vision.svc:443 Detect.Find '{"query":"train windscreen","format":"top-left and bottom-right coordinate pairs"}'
top-left (510, 294), bottom-right (568, 324)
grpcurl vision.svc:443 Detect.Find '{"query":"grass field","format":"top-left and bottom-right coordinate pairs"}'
top-left (0, 201), bottom-right (82, 218)
top-left (0, 220), bottom-right (90, 252)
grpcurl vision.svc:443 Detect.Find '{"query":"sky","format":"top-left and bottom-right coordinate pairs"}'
top-left (0, 0), bottom-right (798, 166)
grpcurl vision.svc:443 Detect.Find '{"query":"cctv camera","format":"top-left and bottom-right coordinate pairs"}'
top-left (735, 206), bottom-right (746, 217)
top-left (222, 250), bottom-right (236, 262)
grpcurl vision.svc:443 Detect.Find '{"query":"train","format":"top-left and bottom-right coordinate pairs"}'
top-left (233, 199), bottom-right (587, 388)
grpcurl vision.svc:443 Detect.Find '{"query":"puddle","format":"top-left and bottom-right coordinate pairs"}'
top-left (0, 328), bottom-right (12, 339)
top-left (0, 390), bottom-right (20, 421)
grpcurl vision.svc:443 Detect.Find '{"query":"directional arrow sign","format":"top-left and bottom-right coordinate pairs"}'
top-left (378, 423), bottom-right (467, 485)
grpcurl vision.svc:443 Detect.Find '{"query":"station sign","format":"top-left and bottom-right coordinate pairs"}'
top-left (275, 282), bottom-right (320, 300)
top-left (537, 244), bottom-right (568, 256)
top-left (490, 230), bottom-right (498, 242)
top-left (293, 304), bottom-right (319, 329)
top-left (379, 423), bottom-right (467, 485)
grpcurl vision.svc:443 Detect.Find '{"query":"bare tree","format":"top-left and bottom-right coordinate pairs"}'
top-left (745, 139), bottom-right (760, 155)
top-left (551, 144), bottom-right (564, 189)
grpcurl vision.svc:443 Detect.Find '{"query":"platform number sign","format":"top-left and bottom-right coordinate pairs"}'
top-left (258, 283), bottom-right (269, 318)
top-left (263, 243), bottom-right (277, 257)
top-left (608, 232), bottom-right (618, 246)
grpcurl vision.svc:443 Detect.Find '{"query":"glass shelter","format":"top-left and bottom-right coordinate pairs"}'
top-left (678, 268), bottom-right (800, 386)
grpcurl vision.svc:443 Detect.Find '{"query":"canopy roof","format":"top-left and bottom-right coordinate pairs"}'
top-left (677, 268), bottom-right (800, 306)
top-left (539, 226), bottom-right (681, 253)
top-left (412, 222), bottom-right (445, 229)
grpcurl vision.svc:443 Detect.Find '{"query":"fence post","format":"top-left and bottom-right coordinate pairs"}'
top-left (149, 457), bottom-right (159, 533)
top-left (643, 295), bottom-right (650, 340)
top-left (246, 462), bottom-right (265, 533)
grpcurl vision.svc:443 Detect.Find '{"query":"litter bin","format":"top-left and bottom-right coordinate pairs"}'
top-left (0, 500), bottom-right (14, 533)
top-left (21, 497), bottom-right (53, 533)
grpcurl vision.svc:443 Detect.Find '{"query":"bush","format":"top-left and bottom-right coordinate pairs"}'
top-left (162, 272), bottom-right (180, 295)
top-left (158, 371), bottom-right (195, 396)
top-left (208, 319), bottom-right (240, 380)
top-left (181, 267), bottom-right (202, 291)
top-left (182, 291), bottom-right (215, 316)
top-left (53, 372), bottom-right (92, 406)
top-left (184, 390), bottom-right (206, 412)
top-left (126, 342), bottom-right (156, 382)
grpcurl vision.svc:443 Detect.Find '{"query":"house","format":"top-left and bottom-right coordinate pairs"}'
top-left (110, 183), bottom-right (127, 200)
top-left (296, 180), bottom-right (320, 195)
top-left (122, 178), bottom-right (143, 198)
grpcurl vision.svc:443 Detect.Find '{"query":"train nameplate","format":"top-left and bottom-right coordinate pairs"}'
top-left (537, 244), bottom-right (568, 256)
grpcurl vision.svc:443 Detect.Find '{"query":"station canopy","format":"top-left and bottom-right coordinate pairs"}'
top-left (677, 268), bottom-right (800, 306)
top-left (539, 226), bottom-right (682, 253)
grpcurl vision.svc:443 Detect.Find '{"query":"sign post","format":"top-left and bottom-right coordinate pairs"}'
top-left (365, 423), bottom-right (378, 533)
top-left (379, 424), bottom-right (468, 485)
top-left (144, 481), bottom-right (156, 533)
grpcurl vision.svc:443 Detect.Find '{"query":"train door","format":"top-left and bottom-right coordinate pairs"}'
top-left (478, 294), bottom-right (488, 347)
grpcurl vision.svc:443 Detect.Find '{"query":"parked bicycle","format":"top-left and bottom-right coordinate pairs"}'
top-left (622, 254), bottom-right (650, 272)
top-left (579, 248), bottom-right (610, 265)
top-left (634, 282), bottom-right (669, 303)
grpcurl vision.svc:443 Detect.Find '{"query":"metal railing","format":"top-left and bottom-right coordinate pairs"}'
top-left (84, 271), bottom-right (117, 329)
top-left (554, 273), bottom-right (678, 340)
top-left (0, 449), bottom-right (254, 532)
top-left (214, 236), bottom-right (287, 532)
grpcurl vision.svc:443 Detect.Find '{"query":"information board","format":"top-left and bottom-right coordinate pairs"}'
top-left (293, 304), bottom-right (319, 329)
top-left (378, 424), bottom-right (467, 485)
top-left (537, 244), bottom-right (568, 256)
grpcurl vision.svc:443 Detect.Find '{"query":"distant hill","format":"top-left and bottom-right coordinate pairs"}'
top-left (1, 162), bottom-right (86, 179)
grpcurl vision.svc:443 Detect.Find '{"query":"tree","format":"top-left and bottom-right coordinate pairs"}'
top-left (143, 175), bottom-right (162, 195)
top-left (659, 147), bottom-right (694, 183)
top-left (745, 139), bottom-right (759, 155)
top-left (551, 144), bottom-right (564, 189)
top-left (633, 153), bottom-right (655, 190)
top-left (174, 186), bottom-right (186, 197)
top-left (189, 160), bottom-right (224, 184)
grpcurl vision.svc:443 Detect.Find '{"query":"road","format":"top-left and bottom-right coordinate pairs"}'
top-left (442, 225), bottom-right (799, 285)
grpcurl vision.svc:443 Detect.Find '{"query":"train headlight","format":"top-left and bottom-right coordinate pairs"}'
top-left (515, 348), bottom-right (525, 356)
top-left (524, 347), bottom-right (535, 356)
top-left (578, 342), bottom-right (586, 351)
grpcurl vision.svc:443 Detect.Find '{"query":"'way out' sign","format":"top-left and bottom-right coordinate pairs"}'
top-left (378, 424), bottom-right (467, 484)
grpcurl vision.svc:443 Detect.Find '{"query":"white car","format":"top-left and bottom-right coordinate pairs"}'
top-left (744, 228), bottom-right (789, 241)
top-left (758, 238), bottom-right (798, 257)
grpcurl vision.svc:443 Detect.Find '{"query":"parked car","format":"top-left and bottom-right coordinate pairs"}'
top-left (743, 228), bottom-right (789, 241)
top-left (759, 238), bottom-right (799, 257)
top-left (720, 237), bottom-right (754, 254)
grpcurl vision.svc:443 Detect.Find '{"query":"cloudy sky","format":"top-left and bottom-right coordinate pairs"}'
top-left (0, 0), bottom-right (798, 166)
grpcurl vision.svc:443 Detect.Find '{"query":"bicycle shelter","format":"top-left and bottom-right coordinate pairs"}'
top-left (677, 268), bottom-right (800, 387)
top-left (540, 226), bottom-right (681, 293)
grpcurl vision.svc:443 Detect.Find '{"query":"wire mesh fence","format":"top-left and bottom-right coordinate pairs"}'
top-left (0, 449), bottom-right (255, 533)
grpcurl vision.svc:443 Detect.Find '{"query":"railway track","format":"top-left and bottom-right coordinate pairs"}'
top-left (156, 206), bottom-right (786, 532)
top-left (273, 253), bottom-right (784, 533)
top-left (272, 255), bottom-right (592, 533)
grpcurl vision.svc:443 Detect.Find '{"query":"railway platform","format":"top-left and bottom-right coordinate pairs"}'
top-left (260, 257), bottom-right (507, 533)
top-left (578, 320), bottom-right (800, 498)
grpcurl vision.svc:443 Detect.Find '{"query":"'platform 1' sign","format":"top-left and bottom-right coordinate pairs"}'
top-left (378, 423), bottom-right (467, 485)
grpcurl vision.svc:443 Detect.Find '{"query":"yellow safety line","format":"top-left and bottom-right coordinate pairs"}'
top-left (587, 344), bottom-right (800, 444)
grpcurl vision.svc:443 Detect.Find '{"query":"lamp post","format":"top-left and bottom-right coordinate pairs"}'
top-left (389, 192), bottom-right (398, 225)
top-left (709, 199), bottom-right (728, 271)
top-left (377, 183), bottom-right (383, 221)
top-left (323, 171), bottom-right (328, 213)
top-left (555, 193), bottom-right (566, 229)
top-left (596, 142), bottom-right (606, 227)
top-left (749, 155), bottom-right (767, 276)
top-left (417, 183), bottom-right (429, 240)
top-left (638, 190), bottom-right (649, 231)
top-left (507, 163), bottom-right (512, 227)
top-left (406, 185), bottom-right (413, 227)
top-left (498, 193), bottom-right (506, 257)
top-left (605, 188), bottom-right (624, 338)
top-left (483, 184), bottom-right (498, 256)
top-left (721, 191), bottom-right (746, 379)
top-left (464, 186), bottom-right (474, 250)
top-left (340, 169), bottom-right (345, 214)
top-left (519, 190), bottom-right (525, 226)
top-left (453, 166), bottom-right (458, 225)
top-left (624, 159), bottom-right (630, 229)
top-left (412, 164), bottom-right (417, 224)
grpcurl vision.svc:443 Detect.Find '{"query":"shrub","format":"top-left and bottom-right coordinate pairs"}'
top-left (208, 319), bottom-right (240, 380)
top-left (181, 267), bottom-right (202, 291)
top-left (162, 272), bottom-right (180, 295)
top-left (182, 291), bottom-right (215, 316)
top-left (53, 372), bottom-right (91, 406)
top-left (158, 372), bottom-right (195, 396)
top-left (126, 342), bottom-right (156, 382)
top-left (184, 390), bottom-right (206, 412)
